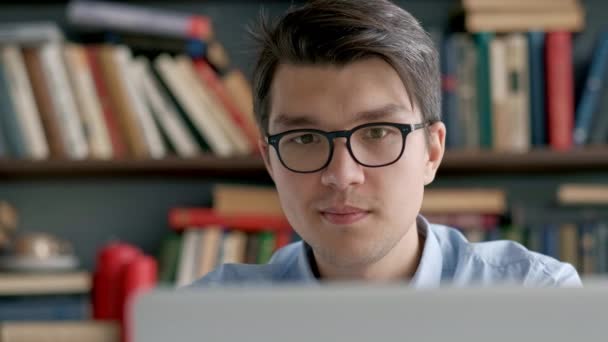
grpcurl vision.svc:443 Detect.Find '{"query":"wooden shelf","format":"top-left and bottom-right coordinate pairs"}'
top-left (1, 148), bottom-right (607, 179)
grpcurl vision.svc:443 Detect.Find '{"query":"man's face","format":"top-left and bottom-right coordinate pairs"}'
top-left (260, 58), bottom-right (444, 269)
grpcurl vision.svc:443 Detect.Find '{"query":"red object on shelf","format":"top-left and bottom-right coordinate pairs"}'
top-left (123, 255), bottom-right (158, 342)
top-left (93, 242), bottom-right (141, 321)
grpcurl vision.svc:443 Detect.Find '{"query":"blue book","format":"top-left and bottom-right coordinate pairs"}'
top-left (0, 53), bottom-right (27, 158)
top-left (574, 30), bottom-right (608, 146)
top-left (441, 34), bottom-right (462, 148)
top-left (0, 294), bottom-right (90, 321)
top-left (541, 224), bottom-right (559, 259)
top-left (528, 31), bottom-right (546, 147)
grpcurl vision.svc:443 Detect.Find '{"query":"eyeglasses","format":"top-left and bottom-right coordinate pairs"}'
top-left (266, 122), bottom-right (429, 173)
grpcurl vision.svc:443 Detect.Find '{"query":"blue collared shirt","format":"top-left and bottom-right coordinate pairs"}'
top-left (190, 216), bottom-right (582, 287)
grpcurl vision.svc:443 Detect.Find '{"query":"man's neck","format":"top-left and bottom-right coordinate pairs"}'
top-left (312, 220), bottom-right (423, 282)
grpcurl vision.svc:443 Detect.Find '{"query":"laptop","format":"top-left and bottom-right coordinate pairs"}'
top-left (132, 281), bottom-right (608, 342)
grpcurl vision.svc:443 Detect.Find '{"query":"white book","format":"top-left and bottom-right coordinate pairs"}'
top-left (1, 45), bottom-right (49, 159)
top-left (154, 54), bottom-right (234, 156)
top-left (113, 46), bottom-right (165, 159)
top-left (63, 44), bottom-right (113, 159)
top-left (39, 43), bottom-right (88, 159)
top-left (505, 33), bottom-right (530, 153)
top-left (489, 37), bottom-right (510, 152)
top-left (175, 56), bottom-right (251, 155)
top-left (175, 229), bottom-right (201, 287)
top-left (135, 57), bottom-right (200, 158)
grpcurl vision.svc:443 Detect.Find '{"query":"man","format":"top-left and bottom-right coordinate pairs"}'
top-left (192, 0), bottom-right (581, 287)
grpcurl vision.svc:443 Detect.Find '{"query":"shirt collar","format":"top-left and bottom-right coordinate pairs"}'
top-left (293, 214), bottom-right (443, 287)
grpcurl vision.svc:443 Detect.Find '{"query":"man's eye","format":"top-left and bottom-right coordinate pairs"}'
top-left (365, 127), bottom-right (388, 139)
top-left (292, 134), bottom-right (318, 144)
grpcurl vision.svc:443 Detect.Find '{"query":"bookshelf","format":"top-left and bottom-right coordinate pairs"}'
top-left (1, 0), bottom-right (607, 274)
top-left (1, 148), bottom-right (608, 179)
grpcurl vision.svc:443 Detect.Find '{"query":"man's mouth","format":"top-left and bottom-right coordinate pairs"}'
top-left (319, 206), bottom-right (370, 225)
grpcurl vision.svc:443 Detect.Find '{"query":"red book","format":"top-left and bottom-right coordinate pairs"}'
top-left (545, 31), bottom-right (574, 151)
top-left (192, 59), bottom-right (260, 151)
top-left (169, 208), bottom-right (292, 232)
top-left (85, 46), bottom-right (128, 159)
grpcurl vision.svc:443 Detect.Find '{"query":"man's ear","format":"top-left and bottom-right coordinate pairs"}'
top-left (258, 138), bottom-right (275, 181)
top-left (424, 121), bottom-right (446, 185)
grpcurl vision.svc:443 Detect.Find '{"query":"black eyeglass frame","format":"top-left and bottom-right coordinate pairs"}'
top-left (266, 121), bottom-right (429, 173)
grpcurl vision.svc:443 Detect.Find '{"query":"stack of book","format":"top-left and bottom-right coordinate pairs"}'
top-left (0, 271), bottom-right (119, 341)
top-left (0, 0), bottom-right (259, 161)
top-left (441, 0), bottom-right (600, 152)
top-left (159, 185), bottom-right (293, 287)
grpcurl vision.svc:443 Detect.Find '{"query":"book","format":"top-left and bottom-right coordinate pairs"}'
top-left (546, 31), bottom-right (574, 151)
top-left (194, 226), bottom-right (223, 279)
top-left (222, 70), bottom-right (257, 133)
top-left (0, 321), bottom-right (119, 342)
top-left (63, 44), bottom-right (113, 159)
top-left (175, 229), bottom-right (200, 287)
top-left (175, 56), bottom-right (250, 155)
top-left (466, 8), bottom-right (585, 33)
top-left (557, 184), bottom-right (608, 205)
top-left (156, 233), bottom-right (182, 285)
top-left (136, 57), bottom-right (200, 157)
top-left (169, 208), bottom-right (291, 231)
top-left (1, 45), bottom-right (49, 160)
top-left (489, 36), bottom-right (510, 151)
top-left (422, 188), bottom-right (507, 214)
top-left (193, 59), bottom-right (260, 151)
top-left (67, 0), bottom-right (213, 41)
top-left (441, 34), bottom-right (462, 149)
top-left (0, 271), bottom-right (91, 296)
top-left (39, 42), bottom-right (88, 159)
top-left (462, 0), bottom-right (578, 11)
top-left (99, 45), bottom-right (148, 158)
top-left (504, 33), bottom-right (530, 152)
top-left (0, 294), bottom-right (90, 321)
top-left (116, 46), bottom-right (166, 159)
top-left (0, 48), bottom-right (27, 158)
top-left (474, 32), bottom-right (493, 149)
top-left (22, 47), bottom-right (68, 159)
top-left (213, 184), bottom-right (283, 216)
top-left (154, 54), bottom-right (233, 156)
top-left (528, 31), bottom-right (546, 147)
top-left (574, 30), bottom-right (608, 145)
top-left (454, 34), bottom-right (479, 149)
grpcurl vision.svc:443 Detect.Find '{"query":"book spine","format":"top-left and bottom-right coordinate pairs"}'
top-left (192, 59), bottom-right (260, 151)
top-left (505, 33), bottom-right (530, 152)
top-left (574, 30), bottom-right (608, 145)
top-left (169, 208), bottom-right (292, 231)
top-left (2, 45), bottom-right (49, 160)
top-left (0, 50), bottom-right (28, 158)
top-left (67, 0), bottom-right (213, 40)
top-left (546, 31), bottom-right (574, 151)
top-left (40, 43), bottom-right (89, 159)
top-left (86, 46), bottom-right (128, 159)
top-left (527, 31), bottom-right (546, 147)
top-left (63, 44), bottom-right (113, 159)
top-left (115, 46), bottom-right (166, 159)
top-left (441, 34), bottom-right (462, 149)
top-left (474, 32), bottom-right (494, 149)
top-left (137, 57), bottom-right (200, 157)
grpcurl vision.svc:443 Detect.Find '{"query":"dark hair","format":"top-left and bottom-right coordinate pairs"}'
top-left (250, 0), bottom-right (440, 135)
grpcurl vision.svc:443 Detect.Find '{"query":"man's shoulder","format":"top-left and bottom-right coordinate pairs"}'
top-left (188, 242), bottom-right (306, 287)
top-left (429, 224), bottom-right (582, 287)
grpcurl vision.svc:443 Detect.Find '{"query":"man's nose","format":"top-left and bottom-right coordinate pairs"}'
top-left (320, 139), bottom-right (365, 190)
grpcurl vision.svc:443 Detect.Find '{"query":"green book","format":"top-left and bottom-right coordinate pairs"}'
top-left (474, 32), bottom-right (494, 149)
top-left (157, 233), bottom-right (183, 285)
top-left (256, 231), bottom-right (276, 264)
